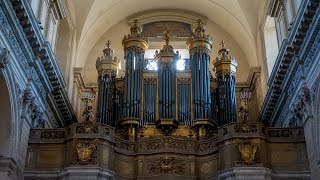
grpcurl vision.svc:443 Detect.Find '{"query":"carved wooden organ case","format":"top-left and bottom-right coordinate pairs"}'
top-left (95, 20), bottom-right (238, 140)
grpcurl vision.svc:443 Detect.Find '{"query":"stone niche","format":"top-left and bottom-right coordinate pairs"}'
top-left (24, 122), bottom-right (309, 180)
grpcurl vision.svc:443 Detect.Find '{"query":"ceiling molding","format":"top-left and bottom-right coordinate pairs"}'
top-left (127, 9), bottom-right (207, 28)
top-left (236, 66), bottom-right (261, 91)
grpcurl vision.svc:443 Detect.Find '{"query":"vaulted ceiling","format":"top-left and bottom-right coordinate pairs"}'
top-left (66, 0), bottom-right (268, 82)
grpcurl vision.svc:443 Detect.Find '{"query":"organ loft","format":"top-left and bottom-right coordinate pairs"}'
top-left (24, 19), bottom-right (309, 180)
top-left (2, 0), bottom-right (319, 179)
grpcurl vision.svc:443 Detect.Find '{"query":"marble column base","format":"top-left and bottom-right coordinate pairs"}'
top-left (0, 157), bottom-right (18, 180)
top-left (218, 167), bottom-right (272, 180)
top-left (25, 166), bottom-right (115, 180)
top-left (59, 167), bottom-right (115, 180)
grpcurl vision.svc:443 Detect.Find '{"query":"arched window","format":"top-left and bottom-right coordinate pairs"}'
top-left (263, 16), bottom-right (279, 76)
top-left (55, 19), bottom-right (72, 82)
top-left (176, 59), bottom-right (186, 71)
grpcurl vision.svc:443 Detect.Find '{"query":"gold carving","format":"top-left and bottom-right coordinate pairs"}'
top-left (186, 19), bottom-right (212, 52)
top-left (214, 41), bottom-right (237, 74)
top-left (146, 157), bottom-right (186, 175)
top-left (74, 139), bottom-right (98, 165)
top-left (123, 19), bottom-right (149, 50)
top-left (237, 140), bottom-right (257, 165)
top-left (200, 163), bottom-right (210, 174)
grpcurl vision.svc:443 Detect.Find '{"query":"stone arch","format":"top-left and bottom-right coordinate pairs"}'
top-left (0, 70), bottom-right (12, 157)
top-left (0, 62), bottom-right (19, 160)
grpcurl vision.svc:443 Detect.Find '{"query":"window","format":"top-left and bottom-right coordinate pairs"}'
top-left (264, 16), bottom-right (279, 76)
top-left (145, 59), bottom-right (158, 71)
top-left (176, 59), bottom-right (186, 71)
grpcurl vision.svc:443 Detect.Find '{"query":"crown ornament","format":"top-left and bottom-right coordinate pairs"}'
top-left (96, 40), bottom-right (119, 75)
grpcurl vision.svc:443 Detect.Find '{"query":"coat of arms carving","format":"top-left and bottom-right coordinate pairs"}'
top-left (74, 139), bottom-right (98, 165)
top-left (237, 140), bottom-right (257, 164)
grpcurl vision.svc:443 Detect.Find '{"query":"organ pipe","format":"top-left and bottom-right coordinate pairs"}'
top-left (214, 41), bottom-right (238, 125)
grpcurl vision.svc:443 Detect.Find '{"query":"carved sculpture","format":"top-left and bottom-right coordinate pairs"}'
top-left (146, 157), bottom-right (185, 175)
top-left (237, 140), bottom-right (257, 164)
top-left (82, 105), bottom-right (94, 123)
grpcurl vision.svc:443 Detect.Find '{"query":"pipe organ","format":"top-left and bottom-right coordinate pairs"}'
top-left (96, 20), bottom-right (238, 140)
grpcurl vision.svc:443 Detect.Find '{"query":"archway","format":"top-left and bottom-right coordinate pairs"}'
top-left (0, 71), bottom-right (12, 157)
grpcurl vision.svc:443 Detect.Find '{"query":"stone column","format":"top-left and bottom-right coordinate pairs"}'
top-left (96, 40), bottom-right (118, 126)
top-left (121, 20), bottom-right (148, 141)
top-left (214, 41), bottom-right (238, 126)
top-left (186, 20), bottom-right (213, 139)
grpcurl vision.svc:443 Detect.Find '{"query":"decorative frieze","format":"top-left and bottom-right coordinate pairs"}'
top-left (75, 124), bottom-right (99, 134)
top-left (40, 130), bottom-right (66, 139)
top-left (234, 123), bottom-right (258, 133)
top-left (261, 0), bottom-right (320, 125)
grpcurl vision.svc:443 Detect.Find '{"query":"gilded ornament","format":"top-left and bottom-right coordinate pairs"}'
top-left (186, 19), bottom-right (212, 52)
top-left (237, 140), bottom-right (257, 165)
top-left (200, 163), bottom-right (210, 174)
top-left (75, 139), bottom-right (98, 165)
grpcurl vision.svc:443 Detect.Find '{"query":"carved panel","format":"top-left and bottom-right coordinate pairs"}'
top-left (76, 124), bottom-right (98, 134)
top-left (40, 131), bottom-right (65, 139)
top-left (234, 123), bottom-right (258, 133)
top-left (138, 137), bottom-right (195, 154)
top-left (145, 157), bottom-right (186, 175)
top-left (115, 139), bottom-right (135, 151)
top-left (268, 129), bottom-right (292, 137)
top-left (73, 139), bottom-right (99, 165)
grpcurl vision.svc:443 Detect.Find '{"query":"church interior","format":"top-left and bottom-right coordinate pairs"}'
top-left (0, 0), bottom-right (320, 179)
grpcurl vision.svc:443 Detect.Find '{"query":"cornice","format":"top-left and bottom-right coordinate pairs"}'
top-left (73, 68), bottom-right (98, 91)
top-left (260, 0), bottom-right (320, 125)
top-left (50, 0), bottom-right (66, 20)
top-left (267, 0), bottom-right (285, 17)
top-left (235, 66), bottom-right (261, 91)
top-left (8, 0), bottom-right (77, 126)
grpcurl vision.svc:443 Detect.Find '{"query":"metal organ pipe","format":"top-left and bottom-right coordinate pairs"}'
top-left (96, 40), bottom-right (118, 126)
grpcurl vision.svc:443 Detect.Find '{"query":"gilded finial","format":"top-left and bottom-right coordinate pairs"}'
top-left (196, 19), bottom-right (202, 26)
top-left (220, 40), bottom-right (225, 48)
top-left (163, 31), bottom-right (170, 45)
top-left (217, 40), bottom-right (230, 60)
top-left (106, 40), bottom-right (111, 48)
top-left (130, 19), bottom-right (142, 36)
top-left (102, 40), bottom-right (113, 57)
top-left (194, 19), bottom-right (205, 37)
top-left (96, 39), bottom-right (119, 74)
